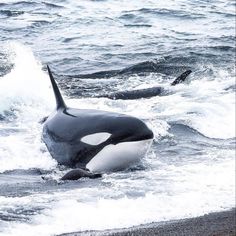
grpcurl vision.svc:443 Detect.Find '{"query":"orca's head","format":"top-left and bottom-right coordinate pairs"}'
top-left (70, 109), bottom-right (154, 173)
top-left (84, 115), bottom-right (154, 172)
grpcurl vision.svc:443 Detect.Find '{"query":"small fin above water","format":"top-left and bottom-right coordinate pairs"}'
top-left (61, 168), bottom-right (102, 181)
top-left (171, 70), bottom-right (192, 86)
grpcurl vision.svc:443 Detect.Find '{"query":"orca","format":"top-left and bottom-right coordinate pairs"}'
top-left (42, 66), bottom-right (153, 180)
top-left (95, 70), bottom-right (192, 100)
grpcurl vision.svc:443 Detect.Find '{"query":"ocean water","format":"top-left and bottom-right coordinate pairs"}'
top-left (0, 0), bottom-right (235, 235)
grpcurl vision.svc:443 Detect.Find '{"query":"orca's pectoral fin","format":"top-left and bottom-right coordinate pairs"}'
top-left (61, 168), bottom-right (102, 181)
top-left (171, 70), bottom-right (192, 86)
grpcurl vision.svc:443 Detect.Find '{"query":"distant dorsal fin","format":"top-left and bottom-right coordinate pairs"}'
top-left (47, 65), bottom-right (66, 110)
top-left (171, 70), bottom-right (192, 86)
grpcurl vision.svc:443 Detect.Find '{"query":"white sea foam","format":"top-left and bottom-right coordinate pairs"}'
top-left (0, 43), bottom-right (56, 172)
top-left (139, 73), bottom-right (235, 139)
top-left (0, 156), bottom-right (234, 236)
top-left (0, 42), bottom-right (54, 114)
top-left (0, 131), bottom-right (57, 173)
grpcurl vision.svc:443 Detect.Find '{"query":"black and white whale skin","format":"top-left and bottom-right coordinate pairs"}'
top-left (42, 66), bottom-right (153, 180)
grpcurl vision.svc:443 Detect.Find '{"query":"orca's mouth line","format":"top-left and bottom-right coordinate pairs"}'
top-left (119, 133), bottom-right (154, 143)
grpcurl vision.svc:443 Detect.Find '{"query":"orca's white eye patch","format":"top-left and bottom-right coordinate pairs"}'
top-left (81, 132), bottom-right (111, 146)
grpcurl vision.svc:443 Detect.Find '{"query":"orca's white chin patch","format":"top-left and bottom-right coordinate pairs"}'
top-left (86, 139), bottom-right (153, 173)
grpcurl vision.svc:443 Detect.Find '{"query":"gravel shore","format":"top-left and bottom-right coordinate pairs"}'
top-left (59, 209), bottom-right (236, 236)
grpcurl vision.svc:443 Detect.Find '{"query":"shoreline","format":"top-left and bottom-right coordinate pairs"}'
top-left (60, 208), bottom-right (236, 236)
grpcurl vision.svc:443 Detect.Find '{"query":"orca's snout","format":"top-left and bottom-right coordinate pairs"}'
top-left (135, 119), bottom-right (154, 141)
top-left (141, 125), bottom-right (154, 140)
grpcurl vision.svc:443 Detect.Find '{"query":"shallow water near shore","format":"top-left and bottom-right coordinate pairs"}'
top-left (0, 0), bottom-right (235, 235)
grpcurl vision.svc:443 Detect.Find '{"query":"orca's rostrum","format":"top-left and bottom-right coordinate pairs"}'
top-left (42, 66), bottom-right (153, 180)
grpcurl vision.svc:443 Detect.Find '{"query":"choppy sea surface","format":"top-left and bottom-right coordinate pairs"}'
top-left (0, 0), bottom-right (235, 235)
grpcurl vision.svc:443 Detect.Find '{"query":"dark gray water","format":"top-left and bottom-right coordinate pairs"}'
top-left (0, 1), bottom-right (235, 235)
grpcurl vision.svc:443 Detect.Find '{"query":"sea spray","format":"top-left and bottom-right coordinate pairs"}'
top-left (0, 43), bottom-right (57, 172)
top-left (0, 42), bottom-right (54, 118)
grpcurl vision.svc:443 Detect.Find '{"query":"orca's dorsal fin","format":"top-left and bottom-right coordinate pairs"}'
top-left (171, 70), bottom-right (192, 86)
top-left (47, 65), bottom-right (67, 110)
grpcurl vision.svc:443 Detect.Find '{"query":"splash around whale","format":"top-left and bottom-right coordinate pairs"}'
top-left (42, 66), bottom-right (153, 180)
